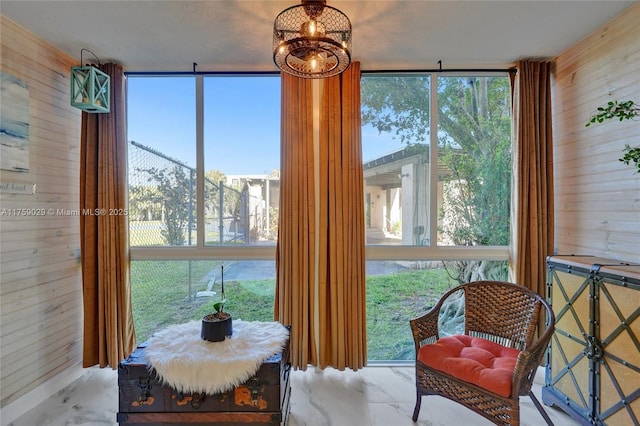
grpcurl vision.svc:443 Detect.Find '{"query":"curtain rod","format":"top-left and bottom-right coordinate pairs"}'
top-left (125, 61), bottom-right (516, 77)
top-left (125, 68), bottom-right (516, 77)
top-left (362, 59), bottom-right (516, 74)
top-left (125, 70), bottom-right (281, 76)
top-left (362, 68), bottom-right (517, 74)
top-left (363, 60), bottom-right (516, 74)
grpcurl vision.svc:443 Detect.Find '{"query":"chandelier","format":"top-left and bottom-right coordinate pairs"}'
top-left (273, 0), bottom-right (352, 78)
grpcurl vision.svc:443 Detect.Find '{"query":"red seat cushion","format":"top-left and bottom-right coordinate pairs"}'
top-left (417, 335), bottom-right (520, 398)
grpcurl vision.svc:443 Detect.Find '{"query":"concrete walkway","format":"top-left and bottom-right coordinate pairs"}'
top-left (205, 260), bottom-right (410, 283)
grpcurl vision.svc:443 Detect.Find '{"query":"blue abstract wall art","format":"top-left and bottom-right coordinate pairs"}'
top-left (1, 71), bottom-right (30, 172)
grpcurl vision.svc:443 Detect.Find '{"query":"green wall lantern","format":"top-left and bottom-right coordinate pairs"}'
top-left (70, 49), bottom-right (110, 113)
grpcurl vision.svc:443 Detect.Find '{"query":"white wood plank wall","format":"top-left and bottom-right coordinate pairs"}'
top-left (0, 16), bottom-right (83, 408)
top-left (551, 3), bottom-right (640, 263)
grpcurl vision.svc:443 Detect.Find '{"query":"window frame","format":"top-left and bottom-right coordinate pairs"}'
top-left (127, 72), bottom-right (510, 262)
top-left (362, 72), bottom-right (510, 263)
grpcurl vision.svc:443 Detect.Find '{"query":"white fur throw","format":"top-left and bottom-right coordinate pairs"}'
top-left (144, 320), bottom-right (289, 394)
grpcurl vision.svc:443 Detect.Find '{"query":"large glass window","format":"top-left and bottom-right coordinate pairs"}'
top-left (131, 260), bottom-right (276, 343)
top-left (361, 74), bottom-right (431, 246)
top-left (203, 77), bottom-right (280, 246)
top-left (127, 74), bottom-right (281, 346)
top-left (437, 76), bottom-right (512, 249)
top-left (128, 77), bottom-right (196, 247)
top-left (361, 73), bottom-right (512, 361)
top-left (360, 73), bottom-right (511, 251)
top-left (366, 259), bottom-right (509, 361)
top-left (128, 72), bottom-right (512, 361)
top-left (128, 75), bottom-right (280, 248)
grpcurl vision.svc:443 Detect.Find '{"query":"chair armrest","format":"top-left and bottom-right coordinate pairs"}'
top-left (511, 320), bottom-right (555, 397)
top-left (410, 285), bottom-right (467, 354)
top-left (410, 307), bottom-right (440, 351)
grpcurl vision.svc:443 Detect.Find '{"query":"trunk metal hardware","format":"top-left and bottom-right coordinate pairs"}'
top-left (138, 377), bottom-right (151, 402)
top-left (176, 391), bottom-right (206, 409)
top-left (191, 392), bottom-right (206, 409)
top-left (247, 377), bottom-right (262, 406)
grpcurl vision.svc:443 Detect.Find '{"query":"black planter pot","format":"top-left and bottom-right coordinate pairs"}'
top-left (201, 313), bottom-right (233, 342)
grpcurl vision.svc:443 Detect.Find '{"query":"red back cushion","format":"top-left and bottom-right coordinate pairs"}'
top-left (417, 335), bottom-right (520, 397)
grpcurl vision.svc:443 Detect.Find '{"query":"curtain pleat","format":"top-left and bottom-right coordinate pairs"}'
top-left (80, 63), bottom-right (136, 368)
top-left (318, 63), bottom-right (366, 370)
top-left (275, 74), bottom-right (316, 369)
top-left (275, 63), bottom-right (366, 371)
top-left (511, 60), bottom-right (554, 298)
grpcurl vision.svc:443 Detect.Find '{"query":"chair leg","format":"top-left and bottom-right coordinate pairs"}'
top-left (412, 391), bottom-right (422, 422)
top-left (528, 390), bottom-right (554, 426)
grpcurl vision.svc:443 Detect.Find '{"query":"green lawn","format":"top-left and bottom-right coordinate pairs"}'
top-left (366, 268), bottom-right (456, 360)
top-left (131, 261), bottom-right (456, 361)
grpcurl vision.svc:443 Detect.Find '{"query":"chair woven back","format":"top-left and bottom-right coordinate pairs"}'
top-left (463, 281), bottom-right (542, 351)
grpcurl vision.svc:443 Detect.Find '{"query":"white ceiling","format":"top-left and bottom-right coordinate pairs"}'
top-left (2, 1), bottom-right (637, 73)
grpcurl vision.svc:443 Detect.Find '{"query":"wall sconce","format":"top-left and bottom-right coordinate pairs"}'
top-left (70, 49), bottom-right (110, 113)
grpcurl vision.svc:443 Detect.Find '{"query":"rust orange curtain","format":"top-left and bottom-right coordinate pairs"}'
top-left (80, 63), bottom-right (136, 368)
top-left (275, 74), bottom-right (316, 369)
top-left (511, 60), bottom-right (554, 298)
top-left (275, 62), bottom-right (366, 370)
top-left (317, 62), bottom-right (366, 369)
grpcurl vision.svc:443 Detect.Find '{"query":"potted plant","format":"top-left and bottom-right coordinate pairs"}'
top-left (201, 265), bottom-right (233, 342)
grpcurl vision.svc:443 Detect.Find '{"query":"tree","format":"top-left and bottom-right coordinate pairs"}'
top-left (129, 184), bottom-right (162, 221)
top-left (437, 77), bottom-right (511, 247)
top-left (204, 169), bottom-right (226, 220)
top-left (204, 169), bottom-right (248, 244)
top-left (361, 75), bottom-right (512, 282)
top-left (138, 165), bottom-right (193, 245)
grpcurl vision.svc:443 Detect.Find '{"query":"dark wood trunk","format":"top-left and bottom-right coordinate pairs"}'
top-left (117, 338), bottom-right (290, 425)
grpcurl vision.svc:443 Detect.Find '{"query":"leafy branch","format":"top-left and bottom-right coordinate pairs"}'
top-left (586, 100), bottom-right (639, 173)
top-left (620, 144), bottom-right (640, 174)
top-left (585, 100), bottom-right (639, 126)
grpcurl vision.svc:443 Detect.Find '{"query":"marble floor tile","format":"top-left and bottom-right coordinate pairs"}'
top-left (368, 402), bottom-right (427, 426)
top-left (8, 367), bottom-right (118, 426)
top-left (358, 366), bottom-right (415, 404)
top-left (288, 367), bottom-right (368, 426)
top-left (9, 365), bottom-right (580, 426)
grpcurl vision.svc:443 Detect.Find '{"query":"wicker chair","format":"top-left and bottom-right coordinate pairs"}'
top-left (410, 281), bottom-right (555, 426)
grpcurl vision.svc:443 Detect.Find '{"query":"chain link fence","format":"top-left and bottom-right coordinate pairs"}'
top-left (128, 141), bottom-right (258, 247)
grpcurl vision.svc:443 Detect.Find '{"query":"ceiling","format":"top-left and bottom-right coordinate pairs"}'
top-left (2, 1), bottom-right (637, 73)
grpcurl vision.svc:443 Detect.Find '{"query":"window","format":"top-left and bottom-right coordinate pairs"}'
top-left (361, 73), bottom-right (512, 361)
top-left (127, 74), bottom-right (280, 344)
top-left (437, 76), bottom-right (512, 249)
top-left (128, 76), bottom-right (280, 248)
top-left (127, 72), bottom-right (512, 361)
top-left (362, 74), bottom-right (431, 246)
top-left (361, 73), bottom-right (511, 251)
top-left (131, 260), bottom-right (276, 343)
top-left (203, 77), bottom-right (280, 246)
top-left (128, 77), bottom-right (196, 247)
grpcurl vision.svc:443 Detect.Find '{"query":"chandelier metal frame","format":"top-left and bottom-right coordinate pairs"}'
top-left (273, 0), bottom-right (352, 78)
